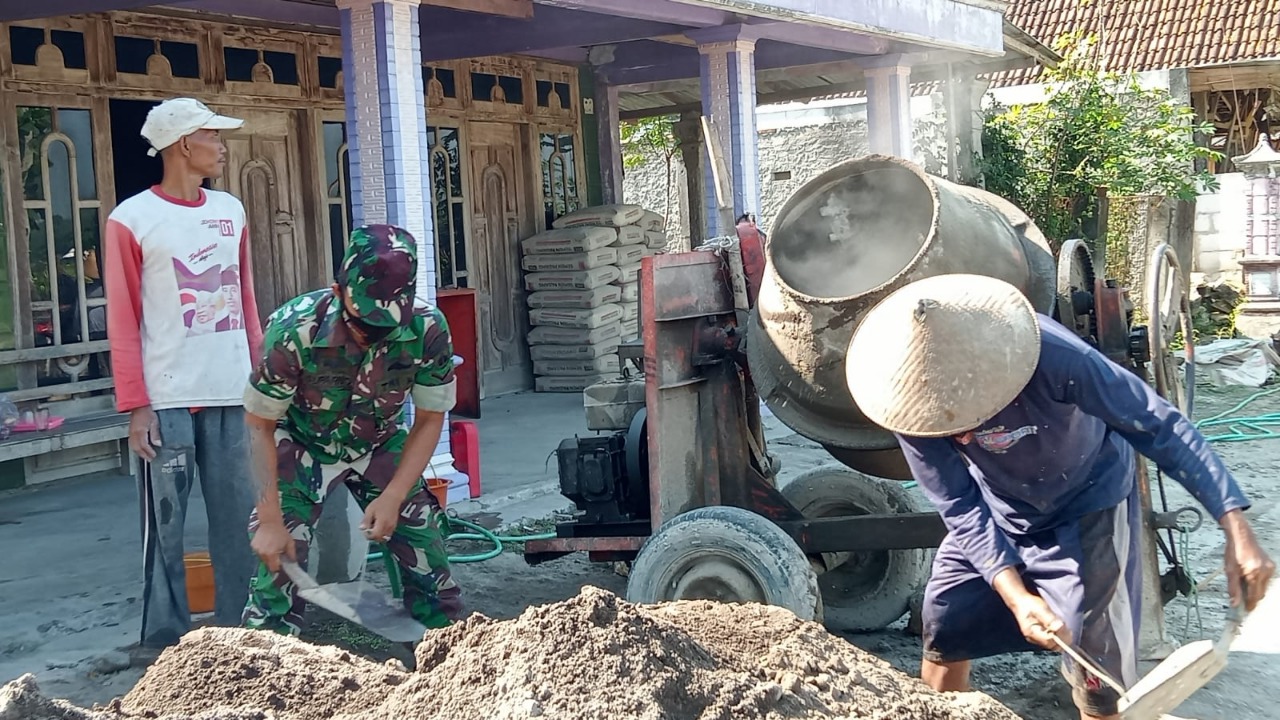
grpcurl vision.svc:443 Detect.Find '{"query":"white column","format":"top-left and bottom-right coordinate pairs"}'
top-left (691, 26), bottom-right (760, 238)
top-left (865, 59), bottom-right (913, 158)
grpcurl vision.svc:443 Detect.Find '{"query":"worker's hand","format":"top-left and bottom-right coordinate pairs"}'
top-left (361, 492), bottom-right (405, 544)
top-left (252, 521), bottom-right (296, 574)
top-left (128, 406), bottom-right (161, 461)
top-left (1011, 594), bottom-right (1069, 650)
top-left (1221, 510), bottom-right (1275, 612)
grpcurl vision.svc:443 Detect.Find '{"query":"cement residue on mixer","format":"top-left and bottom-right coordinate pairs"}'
top-left (2, 587), bottom-right (1017, 720)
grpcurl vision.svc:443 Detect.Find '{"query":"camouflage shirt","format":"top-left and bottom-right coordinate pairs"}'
top-left (243, 289), bottom-right (457, 464)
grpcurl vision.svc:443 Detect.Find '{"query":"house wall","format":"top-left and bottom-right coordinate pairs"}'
top-left (1193, 172), bottom-right (1247, 281)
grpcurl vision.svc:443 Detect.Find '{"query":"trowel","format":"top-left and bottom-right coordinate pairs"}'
top-left (1052, 598), bottom-right (1247, 720)
top-left (281, 559), bottom-right (427, 643)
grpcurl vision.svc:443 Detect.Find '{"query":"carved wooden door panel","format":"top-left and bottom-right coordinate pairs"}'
top-left (215, 109), bottom-right (311, 323)
top-left (468, 122), bottom-right (531, 395)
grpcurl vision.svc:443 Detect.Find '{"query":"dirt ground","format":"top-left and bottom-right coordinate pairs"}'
top-left (6, 384), bottom-right (1279, 720)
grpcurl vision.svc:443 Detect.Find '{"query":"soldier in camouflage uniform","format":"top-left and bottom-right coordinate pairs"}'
top-left (240, 224), bottom-right (463, 634)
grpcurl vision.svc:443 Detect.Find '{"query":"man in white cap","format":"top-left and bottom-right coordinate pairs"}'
top-left (103, 98), bottom-right (263, 656)
top-left (845, 274), bottom-right (1274, 720)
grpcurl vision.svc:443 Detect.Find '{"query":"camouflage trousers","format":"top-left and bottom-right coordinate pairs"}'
top-left (241, 428), bottom-right (463, 635)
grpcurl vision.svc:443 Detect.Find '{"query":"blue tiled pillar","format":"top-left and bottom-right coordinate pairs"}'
top-left (692, 27), bottom-right (760, 239)
top-left (865, 59), bottom-right (913, 158)
top-left (337, 0), bottom-right (436, 300)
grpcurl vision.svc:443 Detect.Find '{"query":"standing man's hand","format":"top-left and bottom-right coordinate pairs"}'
top-left (128, 406), bottom-right (161, 461)
top-left (252, 521), bottom-right (296, 573)
top-left (361, 491), bottom-right (407, 543)
top-left (1221, 510), bottom-right (1275, 612)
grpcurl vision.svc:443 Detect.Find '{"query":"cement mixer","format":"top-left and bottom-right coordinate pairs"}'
top-left (526, 156), bottom-right (1195, 638)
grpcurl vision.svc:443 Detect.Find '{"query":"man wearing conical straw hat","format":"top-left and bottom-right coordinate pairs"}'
top-left (845, 274), bottom-right (1274, 720)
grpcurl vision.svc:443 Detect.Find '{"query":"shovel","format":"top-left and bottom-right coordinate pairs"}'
top-left (1051, 596), bottom-right (1247, 720)
top-left (281, 559), bottom-right (428, 643)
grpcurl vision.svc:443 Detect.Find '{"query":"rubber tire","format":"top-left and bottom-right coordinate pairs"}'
top-left (781, 465), bottom-right (932, 632)
top-left (626, 505), bottom-right (823, 622)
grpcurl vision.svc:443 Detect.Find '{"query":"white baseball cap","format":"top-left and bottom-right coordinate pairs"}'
top-left (140, 98), bottom-right (243, 157)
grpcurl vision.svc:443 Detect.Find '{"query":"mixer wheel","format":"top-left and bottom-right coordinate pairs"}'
top-left (626, 505), bottom-right (823, 622)
top-left (782, 465), bottom-right (931, 632)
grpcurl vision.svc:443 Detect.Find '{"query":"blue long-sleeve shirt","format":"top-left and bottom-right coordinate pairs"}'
top-left (897, 315), bottom-right (1251, 584)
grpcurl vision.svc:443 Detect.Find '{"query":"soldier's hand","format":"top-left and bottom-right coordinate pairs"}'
top-left (361, 493), bottom-right (403, 543)
top-left (252, 522), bottom-right (296, 573)
top-left (129, 406), bottom-right (161, 461)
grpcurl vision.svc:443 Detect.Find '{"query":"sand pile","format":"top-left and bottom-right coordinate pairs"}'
top-left (2, 586), bottom-right (1018, 720)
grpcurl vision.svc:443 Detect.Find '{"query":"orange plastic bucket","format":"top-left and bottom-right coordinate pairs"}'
top-left (427, 477), bottom-right (450, 510)
top-left (184, 551), bottom-right (215, 614)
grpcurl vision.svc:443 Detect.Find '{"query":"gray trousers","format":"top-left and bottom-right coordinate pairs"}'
top-left (137, 406), bottom-right (256, 648)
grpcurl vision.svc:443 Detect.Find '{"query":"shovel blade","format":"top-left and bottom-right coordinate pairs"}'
top-left (297, 579), bottom-right (428, 644)
top-left (1119, 640), bottom-right (1229, 720)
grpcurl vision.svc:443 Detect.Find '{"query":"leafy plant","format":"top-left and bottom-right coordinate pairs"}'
top-left (620, 115), bottom-right (680, 222)
top-left (977, 35), bottom-right (1222, 250)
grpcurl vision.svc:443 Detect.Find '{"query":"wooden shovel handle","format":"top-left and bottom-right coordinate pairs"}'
top-left (1051, 636), bottom-right (1128, 695)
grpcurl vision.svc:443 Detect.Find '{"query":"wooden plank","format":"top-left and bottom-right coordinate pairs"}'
top-left (5, 377), bottom-right (116, 402)
top-left (0, 340), bottom-right (110, 364)
top-left (422, 0), bottom-right (533, 19)
top-left (0, 413), bottom-right (129, 463)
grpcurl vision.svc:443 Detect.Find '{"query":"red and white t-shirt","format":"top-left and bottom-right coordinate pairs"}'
top-left (104, 186), bottom-right (265, 413)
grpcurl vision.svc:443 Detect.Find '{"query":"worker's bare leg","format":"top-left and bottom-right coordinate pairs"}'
top-left (921, 658), bottom-right (970, 692)
top-left (1082, 712), bottom-right (1118, 720)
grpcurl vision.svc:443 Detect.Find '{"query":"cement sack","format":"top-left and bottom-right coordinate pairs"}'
top-left (522, 247), bottom-right (618, 272)
top-left (612, 225), bottom-right (646, 246)
top-left (618, 261), bottom-right (643, 284)
top-left (521, 226), bottom-right (617, 255)
top-left (584, 375), bottom-right (646, 431)
top-left (530, 342), bottom-right (620, 361)
top-left (536, 374), bottom-right (615, 393)
top-left (534, 355), bottom-right (621, 377)
top-left (615, 244), bottom-right (645, 265)
top-left (619, 302), bottom-right (639, 322)
top-left (525, 266), bottom-right (620, 292)
top-left (639, 210), bottom-right (666, 232)
top-left (552, 203), bottom-right (645, 229)
top-left (645, 231), bottom-right (669, 250)
top-left (527, 285), bottom-right (622, 309)
top-left (642, 245), bottom-right (663, 258)
top-left (621, 318), bottom-right (639, 339)
top-left (529, 303), bottom-right (624, 330)
top-left (528, 322), bottom-right (622, 346)
top-left (617, 281), bottom-right (639, 303)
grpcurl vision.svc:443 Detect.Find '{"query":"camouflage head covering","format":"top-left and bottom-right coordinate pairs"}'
top-left (336, 225), bottom-right (418, 328)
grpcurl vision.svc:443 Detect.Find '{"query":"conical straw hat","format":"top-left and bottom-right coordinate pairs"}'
top-left (846, 274), bottom-right (1041, 437)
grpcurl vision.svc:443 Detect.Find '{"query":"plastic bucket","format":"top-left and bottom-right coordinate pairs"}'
top-left (184, 552), bottom-right (215, 614)
top-left (427, 477), bottom-right (450, 510)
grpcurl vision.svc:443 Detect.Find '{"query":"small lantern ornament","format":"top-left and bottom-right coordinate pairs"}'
top-left (1232, 133), bottom-right (1280, 331)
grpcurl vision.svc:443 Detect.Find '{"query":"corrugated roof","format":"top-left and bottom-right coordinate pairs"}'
top-left (997, 0), bottom-right (1280, 86)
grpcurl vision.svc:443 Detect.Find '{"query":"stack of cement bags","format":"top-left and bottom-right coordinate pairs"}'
top-left (523, 204), bottom-right (668, 392)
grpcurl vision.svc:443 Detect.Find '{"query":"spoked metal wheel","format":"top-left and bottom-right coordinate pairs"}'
top-left (626, 505), bottom-right (823, 622)
top-left (1055, 238), bottom-right (1097, 338)
top-left (1146, 243), bottom-right (1195, 415)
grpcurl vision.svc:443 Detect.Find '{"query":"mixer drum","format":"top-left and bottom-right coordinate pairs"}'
top-left (748, 156), bottom-right (1057, 479)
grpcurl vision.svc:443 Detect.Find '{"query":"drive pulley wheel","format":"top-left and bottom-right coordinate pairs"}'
top-left (626, 505), bottom-right (823, 622)
top-left (782, 465), bottom-right (931, 632)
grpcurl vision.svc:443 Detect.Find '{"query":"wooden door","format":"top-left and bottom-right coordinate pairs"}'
top-left (468, 122), bottom-right (532, 395)
top-left (215, 109), bottom-right (312, 322)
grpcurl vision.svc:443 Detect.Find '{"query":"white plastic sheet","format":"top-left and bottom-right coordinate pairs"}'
top-left (1176, 339), bottom-right (1280, 387)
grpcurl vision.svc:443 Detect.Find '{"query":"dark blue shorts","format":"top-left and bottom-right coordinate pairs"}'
top-left (922, 493), bottom-right (1142, 716)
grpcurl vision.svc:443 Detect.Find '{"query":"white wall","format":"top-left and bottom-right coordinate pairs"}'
top-left (1193, 172), bottom-right (1247, 281)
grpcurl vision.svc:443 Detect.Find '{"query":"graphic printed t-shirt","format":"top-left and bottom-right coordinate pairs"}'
top-left (104, 186), bottom-right (265, 412)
